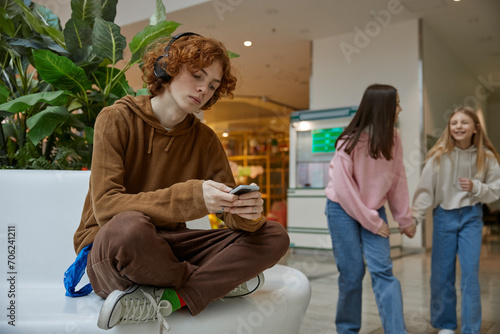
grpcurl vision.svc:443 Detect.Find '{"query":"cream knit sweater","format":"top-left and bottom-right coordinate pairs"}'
top-left (412, 146), bottom-right (500, 225)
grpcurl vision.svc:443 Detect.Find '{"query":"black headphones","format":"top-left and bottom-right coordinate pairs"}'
top-left (153, 32), bottom-right (219, 108)
top-left (154, 32), bottom-right (200, 82)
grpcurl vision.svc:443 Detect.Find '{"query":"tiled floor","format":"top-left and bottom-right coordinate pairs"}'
top-left (281, 232), bottom-right (500, 334)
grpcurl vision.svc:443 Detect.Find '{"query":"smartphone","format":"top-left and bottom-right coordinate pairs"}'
top-left (230, 185), bottom-right (260, 195)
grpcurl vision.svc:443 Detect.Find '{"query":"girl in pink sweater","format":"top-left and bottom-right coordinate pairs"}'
top-left (325, 84), bottom-right (416, 333)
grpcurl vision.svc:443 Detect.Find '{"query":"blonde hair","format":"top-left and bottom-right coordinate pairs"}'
top-left (426, 106), bottom-right (500, 176)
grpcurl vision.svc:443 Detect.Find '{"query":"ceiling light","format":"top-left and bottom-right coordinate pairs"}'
top-left (244, 41), bottom-right (252, 47)
top-left (222, 132), bottom-right (229, 137)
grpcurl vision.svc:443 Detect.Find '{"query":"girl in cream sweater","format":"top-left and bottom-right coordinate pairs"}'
top-left (412, 106), bottom-right (500, 334)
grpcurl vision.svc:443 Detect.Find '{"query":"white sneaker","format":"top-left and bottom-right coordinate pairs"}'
top-left (438, 330), bottom-right (455, 334)
top-left (97, 284), bottom-right (172, 332)
top-left (225, 273), bottom-right (265, 298)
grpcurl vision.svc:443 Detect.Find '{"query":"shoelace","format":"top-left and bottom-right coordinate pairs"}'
top-left (119, 288), bottom-right (171, 333)
top-left (142, 289), bottom-right (171, 334)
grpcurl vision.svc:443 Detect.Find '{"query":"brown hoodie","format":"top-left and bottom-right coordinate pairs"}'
top-left (73, 95), bottom-right (266, 254)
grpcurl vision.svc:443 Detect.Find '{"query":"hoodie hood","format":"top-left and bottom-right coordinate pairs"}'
top-left (116, 95), bottom-right (201, 153)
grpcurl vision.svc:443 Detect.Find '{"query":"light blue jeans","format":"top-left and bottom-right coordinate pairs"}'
top-left (431, 204), bottom-right (483, 334)
top-left (326, 200), bottom-right (407, 334)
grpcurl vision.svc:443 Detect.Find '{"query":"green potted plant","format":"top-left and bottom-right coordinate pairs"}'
top-left (0, 0), bottom-right (180, 169)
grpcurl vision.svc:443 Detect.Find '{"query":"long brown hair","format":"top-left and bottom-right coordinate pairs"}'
top-left (336, 84), bottom-right (398, 160)
top-left (426, 106), bottom-right (500, 176)
top-left (141, 34), bottom-right (237, 110)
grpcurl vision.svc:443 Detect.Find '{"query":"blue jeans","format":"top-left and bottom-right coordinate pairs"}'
top-left (326, 200), bottom-right (407, 334)
top-left (431, 204), bottom-right (483, 334)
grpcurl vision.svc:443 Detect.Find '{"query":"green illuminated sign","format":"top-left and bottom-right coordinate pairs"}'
top-left (312, 127), bottom-right (343, 153)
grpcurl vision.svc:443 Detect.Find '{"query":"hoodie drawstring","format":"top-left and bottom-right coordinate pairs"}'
top-left (468, 150), bottom-right (473, 199)
top-left (148, 127), bottom-right (176, 153)
top-left (454, 149), bottom-right (459, 189)
top-left (165, 137), bottom-right (175, 152)
top-left (469, 150), bottom-right (472, 180)
top-left (453, 148), bottom-right (474, 196)
top-left (148, 127), bottom-right (154, 154)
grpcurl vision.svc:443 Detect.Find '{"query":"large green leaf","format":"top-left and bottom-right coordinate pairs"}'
top-left (0, 0), bottom-right (23, 17)
top-left (33, 49), bottom-right (92, 93)
top-left (227, 50), bottom-right (240, 59)
top-left (32, 2), bottom-right (61, 30)
top-left (129, 21), bottom-right (181, 63)
top-left (0, 6), bottom-right (15, 36)
top-left (40, 34), bottom-right (70, 56)
top-left (7, 36), bottom-right (68, 59)
top-left (71, 0), bottom-right (101, 25)
top-left (7, 37), bottom-right (43, 55)
top-left (0, 85), bottom-right (9, 104)
top-left (92, 17), bottom-right (126, 63)
top-left (27, 105), bottom-right (70, 145)
top-left (0, 90), bottom-right (69, 114)
top-left (64, 18), bottom-right (92, 53)
top-left (100, 0), bottom-right (117, 22)
top-left (84, 126), bottom-right (93, 144)
top-left (12, 0), bottom-right (65, 48)
top-left (149, 0), bottom-right (167, 26)
top-left (136, 88), bottom-right (150, 96)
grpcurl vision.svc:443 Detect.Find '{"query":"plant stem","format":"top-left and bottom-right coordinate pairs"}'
top-left (0, 117), bottom-right (9, 166)
top-left (14, 58), bottom-right (28, 95)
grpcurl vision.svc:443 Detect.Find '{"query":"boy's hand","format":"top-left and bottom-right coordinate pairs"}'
top-left (227, 183), bottom-right (264, 220)
top-left (202, 180), bottom-right (234, 214)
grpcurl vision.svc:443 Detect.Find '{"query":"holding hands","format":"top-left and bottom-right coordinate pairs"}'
top-left (401, 223), bottom-right (417, 238)
top-left (377, 222), bottom-right (417, 239)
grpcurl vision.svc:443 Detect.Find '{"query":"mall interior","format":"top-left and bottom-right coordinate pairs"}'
top-left (18, 0), bottom-right (500, 333)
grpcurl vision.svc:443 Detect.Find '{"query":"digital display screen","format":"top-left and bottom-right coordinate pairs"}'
top-left (311, 127), bottom-right (344, 153)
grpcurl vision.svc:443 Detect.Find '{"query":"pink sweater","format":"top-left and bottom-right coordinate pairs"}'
top-left (325, 130), bottom-right (413, 234)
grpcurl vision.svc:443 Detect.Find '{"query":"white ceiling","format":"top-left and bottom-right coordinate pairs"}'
top-left (165, 0), bottom-right (500, 110)
top-left (44, 0), bottom-right (500, 131)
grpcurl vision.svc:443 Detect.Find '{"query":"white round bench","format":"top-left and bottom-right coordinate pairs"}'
top-left (0, 170), bottom-right (311, 333)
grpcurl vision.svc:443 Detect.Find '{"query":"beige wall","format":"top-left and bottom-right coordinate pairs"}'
top-left (422, 22), bottom-right (488, 149)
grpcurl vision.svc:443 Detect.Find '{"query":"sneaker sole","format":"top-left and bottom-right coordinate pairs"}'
top-left (97, 284), bottom-right (140, 330)
top-left (225, 273), bottom-right (265, 298)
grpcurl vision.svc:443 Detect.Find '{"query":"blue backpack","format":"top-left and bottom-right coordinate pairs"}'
top-left (63, 243), bottom-right (93, 297)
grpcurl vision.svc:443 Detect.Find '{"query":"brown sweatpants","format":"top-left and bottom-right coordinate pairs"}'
top-left (86, 211), bottom-right (290, 315)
